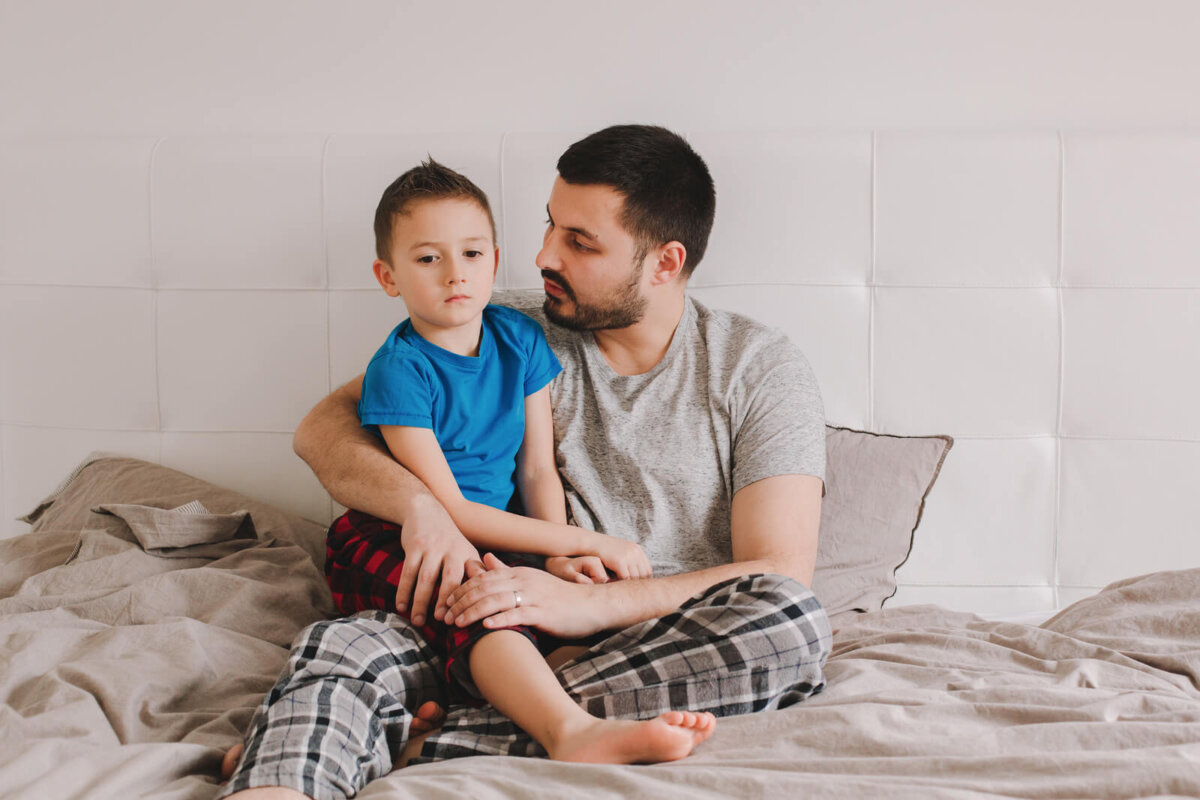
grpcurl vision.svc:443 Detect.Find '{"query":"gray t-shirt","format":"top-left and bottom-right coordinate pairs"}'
top-left (502, 293), bottom-right (825, 577)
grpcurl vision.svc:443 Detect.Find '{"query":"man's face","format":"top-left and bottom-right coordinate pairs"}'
top-left (536, 177), bottom-right (649, 331)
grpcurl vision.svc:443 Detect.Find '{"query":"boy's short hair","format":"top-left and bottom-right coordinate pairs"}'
top-left (556, 125), bottom-right (716, 276)
top-left (374, 158), bottom-right (496, 264)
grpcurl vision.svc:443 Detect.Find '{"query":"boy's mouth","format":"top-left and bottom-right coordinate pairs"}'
top-left (446, 294), bottom-right (470, 302)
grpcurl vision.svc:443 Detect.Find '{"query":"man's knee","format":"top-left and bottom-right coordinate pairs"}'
top-left (711, 573), bottom-right (833, 663)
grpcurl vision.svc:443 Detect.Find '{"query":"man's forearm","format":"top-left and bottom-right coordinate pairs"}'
top-left (594, 557), bottom-right (792, 632)
top-left (294, 377), bottom-right (438, 526)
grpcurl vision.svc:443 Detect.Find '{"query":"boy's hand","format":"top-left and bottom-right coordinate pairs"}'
top-left (546, 555), bottom-right (609, 584)
top-left (588, 535), bottom-right (652, 580)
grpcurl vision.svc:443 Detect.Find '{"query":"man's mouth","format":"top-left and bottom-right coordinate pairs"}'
top-left (541, 272), bottom-right (572, 299)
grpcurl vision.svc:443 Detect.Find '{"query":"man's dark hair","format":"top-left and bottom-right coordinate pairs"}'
top-left (556, 125), bottom-right (716, 276)
top-left (374, 158), bottom-right (496, 264)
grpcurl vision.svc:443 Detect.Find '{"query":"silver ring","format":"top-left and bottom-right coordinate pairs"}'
top-left (513, 590), bottom-right (522, 608)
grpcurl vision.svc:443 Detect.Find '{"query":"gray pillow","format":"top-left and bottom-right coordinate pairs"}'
top-left (813, 426), bottom-right (953, 626)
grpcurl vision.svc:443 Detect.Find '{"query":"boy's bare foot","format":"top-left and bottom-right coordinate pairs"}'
top-left (549, 711), bottom-right (716, 764)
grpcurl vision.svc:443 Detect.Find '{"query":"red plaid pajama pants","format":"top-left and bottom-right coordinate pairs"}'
top-left (324, 508), bottom-right (554, 700)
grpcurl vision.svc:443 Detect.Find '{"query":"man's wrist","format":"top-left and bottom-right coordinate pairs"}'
top-left (396, 489), bottom-right (447, 530)
top-left (584, 578), bottom-right (642, 631)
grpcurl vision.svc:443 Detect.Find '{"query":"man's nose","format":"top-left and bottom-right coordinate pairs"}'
top-left (536, 238), bottom-right (560, 271)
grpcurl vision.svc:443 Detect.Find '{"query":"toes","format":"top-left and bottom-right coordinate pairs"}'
top-left (220, 743), bottom-right (244, 781)
top-left (416, 700), bottom-right (446, 723)
top-left (411, 700), bottom-right (446, 734)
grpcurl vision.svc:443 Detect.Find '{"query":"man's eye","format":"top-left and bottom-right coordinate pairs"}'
top-left (573, 239), bottom-right (593, 253)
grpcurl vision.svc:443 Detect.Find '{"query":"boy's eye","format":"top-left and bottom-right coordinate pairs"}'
top-left (464, 249), bottom-right (483, 258)
top-left (417, 255), bottom-right (438, 264)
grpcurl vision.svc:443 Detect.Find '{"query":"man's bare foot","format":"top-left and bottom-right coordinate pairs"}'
top-left (549, 711), bottom-right (716, 764)
top-left (397, 700), bottom-right (446, 767)
top-left (221, 743), bottom-right (244, 781)
top-left (410, 700), bottom-right (445, 735)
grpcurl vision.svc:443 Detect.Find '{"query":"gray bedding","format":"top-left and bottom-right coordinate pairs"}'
top-left (2, 457), bottom-right (1198, 799)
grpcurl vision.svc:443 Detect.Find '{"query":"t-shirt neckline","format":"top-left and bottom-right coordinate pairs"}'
top-left (401, 313), bottom-right (493, 371)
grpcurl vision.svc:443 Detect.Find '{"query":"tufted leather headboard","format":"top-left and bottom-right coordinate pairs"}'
top-left (2, 130), bottom-right (1197, 615)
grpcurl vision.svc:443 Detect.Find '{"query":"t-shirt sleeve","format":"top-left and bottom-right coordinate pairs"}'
top-left (358, 350), bottom-right (436, 430)
top-left (731, 342), bottom-right (826, 493)
top-left (522, 322), bottom-right (563, 396)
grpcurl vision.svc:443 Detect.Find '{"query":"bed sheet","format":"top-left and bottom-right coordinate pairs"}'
top-left (2, 483), bottom-right (1198, 799)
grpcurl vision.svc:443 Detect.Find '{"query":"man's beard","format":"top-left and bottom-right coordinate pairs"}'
top-left (541, 262), bottom-right (648, 331)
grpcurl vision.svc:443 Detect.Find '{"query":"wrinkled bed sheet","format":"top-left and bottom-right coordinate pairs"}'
top-left (2, 508), bottom-right (1198, 799)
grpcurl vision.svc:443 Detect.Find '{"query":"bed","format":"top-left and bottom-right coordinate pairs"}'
top-left (3, 451), bottom-right (1198, 800)
top-left (3, 127), bottom-right (1200, 798)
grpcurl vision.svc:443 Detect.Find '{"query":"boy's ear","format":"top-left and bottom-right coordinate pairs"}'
top-left (649, 241), bottom-right (687, 286)
top-left (492, 246), bottom-right (500, 278)
top-left (373, 260), bottom-right (401, 297)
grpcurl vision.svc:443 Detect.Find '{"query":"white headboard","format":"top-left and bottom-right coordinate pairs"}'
top-left (2, 129), bottom-right (1197, 616)
top-left (7, 0), bottom-right (1200, 616)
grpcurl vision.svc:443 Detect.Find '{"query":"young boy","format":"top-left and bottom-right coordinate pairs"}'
top-left (223, 159), bottom-right (714, 783)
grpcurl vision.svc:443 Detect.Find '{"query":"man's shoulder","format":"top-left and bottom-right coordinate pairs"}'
top-left (491, 290), bottom-right (545, 318)
top-left (688, 296), bottom-right (802, 366)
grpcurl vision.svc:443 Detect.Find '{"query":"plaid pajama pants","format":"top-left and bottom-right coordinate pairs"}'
top-left (220, 573), bottom-right (832, 800)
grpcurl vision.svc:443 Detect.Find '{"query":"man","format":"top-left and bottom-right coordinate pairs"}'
top-left (222, 124), bottom-right (831, 800)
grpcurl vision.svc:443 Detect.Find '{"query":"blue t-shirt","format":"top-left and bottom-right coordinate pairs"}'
top-left (359, 304), bottom-right (562, 511)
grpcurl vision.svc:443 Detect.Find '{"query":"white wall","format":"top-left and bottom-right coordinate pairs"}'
top-left (2, 0), bottom-right (1198, 136)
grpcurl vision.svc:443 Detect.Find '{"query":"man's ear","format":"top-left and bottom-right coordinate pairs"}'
top-left (649, 241), bottom-right (687, 286)
top-left (373, 260), bottom-right (401, 297)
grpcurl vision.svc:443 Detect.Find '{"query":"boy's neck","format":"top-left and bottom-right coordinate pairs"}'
top-left (408, 315), bottom-right (484, 357)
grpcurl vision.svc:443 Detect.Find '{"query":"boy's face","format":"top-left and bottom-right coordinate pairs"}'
top-left (535, 177), bottom-right (651, 331)
top-left (373, 197), bottom-right (498, 336)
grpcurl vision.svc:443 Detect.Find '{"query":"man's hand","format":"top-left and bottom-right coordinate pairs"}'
top-left (444, 553), bottom-right (612, 639)
top-left (397, 494), bottom-right (482, 626)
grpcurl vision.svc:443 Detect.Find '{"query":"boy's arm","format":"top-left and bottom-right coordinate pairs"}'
top-left (293, 375), bottom-right (480, 625)
top-left (379, 423), bottom-right (647, 578)
top-left (515, 387), bottom-right (568, 524)
top-left (444, 474), bottom-right (823, 638)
